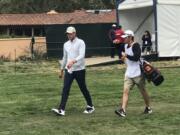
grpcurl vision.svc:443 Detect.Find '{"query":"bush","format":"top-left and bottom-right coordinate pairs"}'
top-left (0, 55), bottom-right (10, 62)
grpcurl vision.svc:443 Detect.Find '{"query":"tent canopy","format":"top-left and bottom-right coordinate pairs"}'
top-left (118, 0), bottom-right (180, 57)
top-left (118, 0), bottom-right (180, 10)
top-left (118, 0), bottom-right (152, 10)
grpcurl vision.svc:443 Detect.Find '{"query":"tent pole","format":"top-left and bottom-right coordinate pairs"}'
top-left (153, 0), bottom-right (158, 54)
top-left (115, 0), bottom-right (120, 26)
top-left (115, 0), bottom-right (125, 26)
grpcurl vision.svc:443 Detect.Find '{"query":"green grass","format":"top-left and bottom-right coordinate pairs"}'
top-left (0, 61), bottom-right (180, 135)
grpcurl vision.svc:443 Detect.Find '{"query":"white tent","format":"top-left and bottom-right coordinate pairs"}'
top-left (118, 0), bottom-right (180, 57)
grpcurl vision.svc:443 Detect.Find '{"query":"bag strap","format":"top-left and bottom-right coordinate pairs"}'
top-left (139, 58), bottom-right (144, 66)
top-left (139, 58), bottom-right (150, 66)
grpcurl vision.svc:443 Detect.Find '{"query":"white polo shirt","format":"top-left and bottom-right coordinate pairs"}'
top-left (125, 44), bottom-right (141, 78)
top-left (61, 37), bottom-right (86, 71)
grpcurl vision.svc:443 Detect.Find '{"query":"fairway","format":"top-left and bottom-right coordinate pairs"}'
top-left (0, 61), bottom-right (180, 135)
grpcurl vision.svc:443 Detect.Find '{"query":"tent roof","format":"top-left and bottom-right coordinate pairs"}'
top-left (118, 0), bottom-right (152, 10)
top-left (118, 0), bottom-right (180, 10)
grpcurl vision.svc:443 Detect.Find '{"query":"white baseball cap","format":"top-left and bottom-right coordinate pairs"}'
top-left (66, 26), bottom-right (76, 33)
top-left (121, 30), bottom-right (134, 38)
top-left (112, 24), bottom-right (116, 27)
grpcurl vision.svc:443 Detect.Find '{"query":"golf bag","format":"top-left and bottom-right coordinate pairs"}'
top-left (140, 59), bottom-right (164, 86)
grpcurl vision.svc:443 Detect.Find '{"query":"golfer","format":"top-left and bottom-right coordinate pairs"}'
top-left (52, 26), bottom-right (95, 116)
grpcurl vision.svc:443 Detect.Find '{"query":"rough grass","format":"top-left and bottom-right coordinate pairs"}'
top-left (0, 60), bottom-right (180, 135)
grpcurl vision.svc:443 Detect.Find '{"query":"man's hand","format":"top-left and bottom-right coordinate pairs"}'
top-left (113, 39), bottom-right (120, 44)
top-left (59, 69), bottom-right (64, 79)
top-left (121, 52), bottom-right (127, 62)
top-left (67, 60), bottom-right (77, 69)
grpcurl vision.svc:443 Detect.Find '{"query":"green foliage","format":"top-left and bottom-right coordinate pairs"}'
top-left (0, 34), bottom-right (12, 38)
top-left (0, 34), bottom-right (30, 38)
top-left (0, 0), bottom-right (115, 13)
top-left (0, 61), bottom-right (180, 135)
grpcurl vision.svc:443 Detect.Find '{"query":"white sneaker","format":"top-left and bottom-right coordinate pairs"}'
top-left (83, 105), bottom-right (95, 114)
top-left (51, 108), bottom-right (65, 116)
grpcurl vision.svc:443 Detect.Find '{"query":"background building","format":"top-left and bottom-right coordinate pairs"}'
top-left (0, 10), bottom-right (116, 59)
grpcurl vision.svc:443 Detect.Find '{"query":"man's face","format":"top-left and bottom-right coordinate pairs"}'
top-left (67, 32), bottom-right (76, 41)
top-left (124, 36), bottom-right (131, 44)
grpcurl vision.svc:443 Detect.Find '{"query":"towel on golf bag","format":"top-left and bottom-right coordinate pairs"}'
top-left (140, 59), bottom-right (164, 86)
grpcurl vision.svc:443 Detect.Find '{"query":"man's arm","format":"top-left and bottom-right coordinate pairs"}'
top-left (126, 43), bottom-right (141, 61)
top-left (59, 45), bottom-right (67, 78)
top-left (75, 40), bottom-right (85, 62)
top-left (61, 45), bottom-right (67, 69)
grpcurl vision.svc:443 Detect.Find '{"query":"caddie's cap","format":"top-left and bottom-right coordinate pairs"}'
top-left (121, 30), bottom-right (134, 38)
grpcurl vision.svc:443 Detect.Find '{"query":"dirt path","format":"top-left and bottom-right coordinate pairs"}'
top-left (85, 56), bottom-right (119, 66)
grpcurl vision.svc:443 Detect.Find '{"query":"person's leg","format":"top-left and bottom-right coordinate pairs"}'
top-left (116, 44), bottom-right (122, 59)
top-left (146, 46), bottom-right (149, 52)
top-left (75, 70), bottom-right (93, 107)
top-left (142, 44), bottom-right (146, 53)
top-left (121, 76), bottom-right (134, 111)
top-left (147, 45), bottom-right (151, 54)
top-left (119, 43), bottom-right (125, 60)
top-left (121, 88), bottom-right (130, 111)
top-left (114, 45), bottom-right (119, 58)
top-left (111, 43), bottom-right (115, 58)
top-left (115, 76), bottom-right (134, 117)
top-left (115, 44), bottom-right (124, 64)
top-left (135, 76), bottom-right (151, 109)
top-left (58, 70), bottom-right (74, 110)
top-left (140, 88), bottom-right (150, 107)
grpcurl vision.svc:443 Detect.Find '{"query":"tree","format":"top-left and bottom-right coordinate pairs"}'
top-left (0, 0), bottom-right (115, 13)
